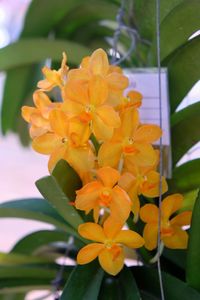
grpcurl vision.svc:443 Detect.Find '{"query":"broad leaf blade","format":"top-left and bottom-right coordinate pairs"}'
top-left (36, 174), bottom-right (83, 231)
top-left (169, 159), bottom-right (200, 192)
top-left (133, 266), bottom-right (200, 299)
top-left (61, 261), bottom-right (104, 300)
top-left (0, 38), bottom-right (90, 71)
top-left (167, 36), bottom-right (200, 112)
top-left (0, 198), bottom-right (74, 232)
top-left (171, 102), bottom-right (200, 165)
top-left (118, 266), bottom-right (141, 300)
top-left (52, 159), bottom-right (82, 201)
top-left (10, 229), bottom-right (83, 255)
top-left (186, 190), bottom-right (200, 291)
top-left (159, 0), bottom-right (200, 61)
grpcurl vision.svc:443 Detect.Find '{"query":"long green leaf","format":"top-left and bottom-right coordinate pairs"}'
top-left (118, 266), bottom-right (141, 300)
top-left (21, 0), bottom-right (89, 37)
top-left (133, 0), bottom-right (183, 41)
top-left (133, 266), bottom-right (200, 299)
top-left (36, 172), bottom-right (83, 231)
top-left (61, 261), bottom-right (104, 300)
top-left (167, 36), bottom-right (200, 112)
top-left (1, 65), bottom-right (41, 135)
top-left (171, 102), bottom-right (200, 164)
top-left (158, 0), bottom-right (200, 61)
top-left (52, 159), bottom-right (82, 201)
top-left (10, 230), bottom-right (81, 255)
top-left (0, 38), bottom-right (90, 71)
top-left (0, 252), bottom-right (50, 266)
top-left (186, 190), bottom-right (200, 291)
top-left (169, 159), bottom-right (200, 192)
top-left (0, 265), bottom-right (73, 293)
top-left (0, 198), bottom-right (74, 232)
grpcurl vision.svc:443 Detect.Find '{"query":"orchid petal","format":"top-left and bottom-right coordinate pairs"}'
top-left (77, 243), bottom-right (104, 264)
top-left (92, 114), bottom-right (114, 141)
top-left (97, 167), bottom-right (120, 188)
top-left (32, 133), bottom-right (60, 154)
top-left (141, 171), bottom-right (168, 198)
top-left (140, 204), bottom-right (159, 223)
top-left (110, 186), bottom-right (131, 224)
top-left (134, 124), bottom-right (162, 143)
top-left (89, 75), bottom-right (108, 106)
top-left (98, 142), bottom-right (122, 168)
top-left (143, 224), bottom-right (158, 250)
top-left (162, 227), bottom-right (189, 249)
top-left (114, 230), bottom-right (144, 248)
top-left (103, 217), bottom-right (123, 240)
top-left (170, 211), bottom-right (192, 226)
top-left (89, 48), bottom-right (109, 76)
top-left (96, 105), bottom-right (120, 128)
top-left (49, 110), bottom-right (69, 137)
top-left (106, 72), bottom-right (129, 90)
top-left (78, 222), bottom-right (106, 242)
top-left (161, 194), bottom-right (183, 219)
top-left (98, 247), bottom-right (124, 276)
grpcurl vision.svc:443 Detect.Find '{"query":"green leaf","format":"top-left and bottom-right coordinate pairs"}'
top-left (0, 198), bottom-right (74, 232)
top-left (167, 36), bottom-right (200, 112)
top-left (52, 159), bottom-right (82, 201)
top-left (61, 261), bottom-right (104, 300)
top-left (118, 266), bottom-right (141, 300)
top-left (36, 169), bottom-right (83, 231)
top-left (186, 190), bottom-right (200, 291)
top-left (98, 276), bottom-right (121, 300)
top-left (158, 0), bottom-right (200, 61)
top-left (0, 265), bottom-right (73, 293)
top-left (0, 38), bottom-right (90, 71)
top-left (133, 266), bottom-right (200, 299)
top-left (0, 252), bottom-right (51, 266)
top-left (21, 0), bottom-right (86, 37)
top-left (10, 229), bottom-right (83, 255)
top-left (1, 65), bottom-right (41, 134)
top-left (169, 159), bottom-right (200, 192)
top-left (171, 102), bottom-right (200, 164)
top-left (133, 0), bottom-right (183, 41)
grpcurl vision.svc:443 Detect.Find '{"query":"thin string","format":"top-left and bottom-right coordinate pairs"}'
top-left (111, 0), bottom-right (149, 65)
top-left (156, 0), bottom-right (165, 299)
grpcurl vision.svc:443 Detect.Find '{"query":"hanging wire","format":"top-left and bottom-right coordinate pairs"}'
top-left (111, 0), bottom-right (149, 65)
top-left (156, 0), bottom-right (165, 299)
top-left (51, 237), bottom-right (74, 300)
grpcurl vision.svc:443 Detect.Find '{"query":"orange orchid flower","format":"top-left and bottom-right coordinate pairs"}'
top-left (75, 166), bottom-right (131, 224)
top-left (140, 194), bottom-right (192, 250)
top-left (66, 48), bottom-right (129, 106)
top-left (116, 90), bottom-right (142, 113)
top-left (21, 90), bottom-right (60, 138)
top-left (98, 107), bottom-right (162, 169)
top-left (119, 166), bottom-right (168, 222)
top-left (63, 75), bottom-right (121, 141)
top-left (77, 218), bottom-right (144, 275)
top-left (37, 52), bottom-right (68, 91)
top-left (32, 109), bottom-right (94, 179)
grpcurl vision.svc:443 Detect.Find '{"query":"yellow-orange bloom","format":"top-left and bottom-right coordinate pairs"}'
top-left (140, 194), bottom-right (192, 250)
top-left (119, 166), bottom-right (168, 222)
top-left (63, 75), bottom-right (121, 141)
top-left (66, 48), bottom-right (129, 106)
top-left (21, 90), bottom-right (60, 138)
top-left (116, 90), bottom-right (142, 113)
top-left (98, 107), bottom-right (162, 169)
top-left (32, 109), bottom-right (94, 179)
top-left (77, 218), bottom-right (144, 275)
top-left (75, 166), bottom-right (131, 224)
top-left (38, 52), bottom-right (68, 91)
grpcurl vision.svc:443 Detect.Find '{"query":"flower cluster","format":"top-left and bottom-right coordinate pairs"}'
top-left (22, 49), bottom-right (192, 275)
